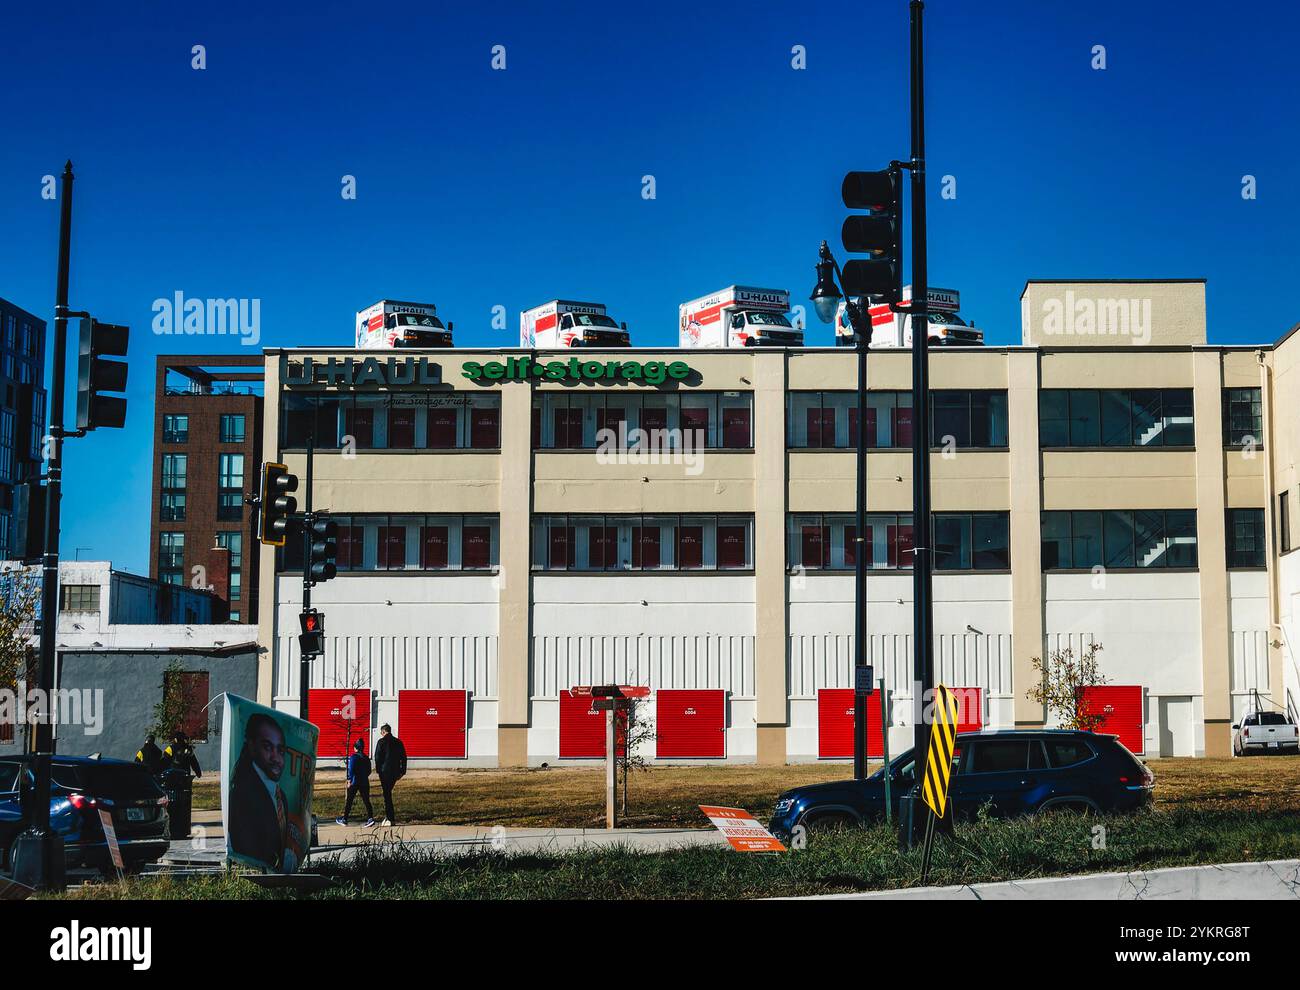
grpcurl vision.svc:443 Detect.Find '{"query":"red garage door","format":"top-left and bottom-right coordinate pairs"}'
top-left (817, 688), bottom-right (885, 759)
top-left (951, 687), bottom-right (983, 734)
top-left (558, 689), bottom-right (630, 759)
top-left (656, 689), bottom-right (726, 758)
top-left (1078, 685), bottom-right (1144, 754)
top-left (399, 690), bottom-right (468, 758)
top-left (309, 688), bottom-right (373, 758)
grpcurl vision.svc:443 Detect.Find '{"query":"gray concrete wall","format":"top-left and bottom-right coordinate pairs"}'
top-left (13, 651), bottom-right (258, 774)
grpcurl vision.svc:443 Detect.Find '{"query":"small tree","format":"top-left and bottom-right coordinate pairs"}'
top-left (618, 698), bottom-right (656, 816)
top-left (1025, 642), bottom-right (1109, 731)
top-left (0, 567), bottom-right (39, 745)
top-left (152, 658), bottom-right (203, 739)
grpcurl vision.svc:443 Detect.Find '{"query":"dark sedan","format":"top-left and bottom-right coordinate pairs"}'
top-left (770, 730), bottom-right (1154, 838)
top-left (0, 755), bottom-right (171, 877)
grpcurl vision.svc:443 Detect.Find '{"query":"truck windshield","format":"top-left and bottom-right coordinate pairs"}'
top-left (746, 311), bottom-right (792, 327)
top-left (572, 314), bottom-right (619, 328)
top-left (396, 313), bottom-right (445, 329)
top-left (928, 312), bottom-right (967, 326)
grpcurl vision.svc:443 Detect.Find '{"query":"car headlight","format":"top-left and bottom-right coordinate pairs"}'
top-left (773, 798), bottom-right (796, 815)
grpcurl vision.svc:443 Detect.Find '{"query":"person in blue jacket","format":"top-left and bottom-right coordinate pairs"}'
top-left (336, 737), bottom-right (376, 828)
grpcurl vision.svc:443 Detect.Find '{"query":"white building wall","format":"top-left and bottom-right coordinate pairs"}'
top-left (1276, 552), bottom-right (1300, 721)
top-left (529, 574), bottom-right (755, 764)
top-left (1044, 572), bottom-right (1202, 756)
top-left (274, 574), bottom-right (499, 765)
top-left (787, 574), bottom-right (1014, 760)
top-left (1228, 570), bottom-right (1271, 726)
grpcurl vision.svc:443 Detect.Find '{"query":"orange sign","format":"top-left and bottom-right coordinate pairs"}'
top-left (699, 805), bottom-right (786, 852)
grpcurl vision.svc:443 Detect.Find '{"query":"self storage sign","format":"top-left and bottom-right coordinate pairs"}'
top-left (699, 805), bottom-right (786, 853)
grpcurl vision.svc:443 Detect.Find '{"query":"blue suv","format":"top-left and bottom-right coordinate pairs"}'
top-left (770, 730), bottom-right (1154, 839)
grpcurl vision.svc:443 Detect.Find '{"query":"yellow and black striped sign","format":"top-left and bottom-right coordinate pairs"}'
top-left (922, 683), bottom-right (960, 818)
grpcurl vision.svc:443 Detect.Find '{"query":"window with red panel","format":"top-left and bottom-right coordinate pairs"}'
top-left (641, 406), bottom-right (668, 447)
top-left (378, 526), bottom-right (406, 569)
top-left (549, 526), bottom-right (576, 569)
top-left (888, 524), bottom-right (914, 568)
top-left (553, 407), bottom-right (583, 448)
top-left (596, 407), bottom-right (627, 445)
top-left (588, 526), bottom-right (618, 569)
top-left (462, 526), bottom-right (491, 568)
top-left (338, 526), bottom-right (365, 569)
top-left (676, 526), bottom-right (704, 568)
top-left (806, 407), bottom-right (834, 447)
top-left (345, 407), bottom-right (374, 448)
top-left (632, 527), bottom-right (661, 569)
top-left (420, 526), bottom-right (449, 569)
top-left (388, 406), bottom-right (416, 449)
top-left (470, 406), bottom-right (500, 448)
top-left (801, 525), bottom-right (830, 569)
top-left (722, 406), bottom-right (751, 448)
top-left (849, 407), bottom-right (877, 448)
top-left (892, 406), bottom-right (913, 447)
top-left (680, 407), bottom-right (709, 448)
top-left (428, 407), bottom-right (458, 448)
top-left (717, 525), bottom-right (747, 568)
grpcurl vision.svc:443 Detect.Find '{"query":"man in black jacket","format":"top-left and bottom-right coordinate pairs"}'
top-left (372, 723), bottom-right (407, 826)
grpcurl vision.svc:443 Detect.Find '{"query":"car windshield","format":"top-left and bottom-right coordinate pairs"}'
top-left (572, 313), bottom-right (618, 328)
top-left (746, 311), bottom-right (792, 327)
top-left (396, 313), bottom-right (444, 329)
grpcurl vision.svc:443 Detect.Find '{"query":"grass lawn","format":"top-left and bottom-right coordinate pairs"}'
top-left (189, 755), bottom-right (1300, 829)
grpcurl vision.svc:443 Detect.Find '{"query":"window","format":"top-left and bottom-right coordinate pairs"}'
top-left (1226, 509), bottom-right (1266, 568)
top-left (217, 454), bottom-right (245, 521)
top-left (0, 409), bottom-right (15, 484)
top-left (533, 392), bottom-right (752, 450)
top-left (216, 531), bottom-right (243, 601)
top-left (160, 493), bottom-right (186, 521)
top-left (532, 515), bottom-right (753, 571)
top-left (1223, 388), bottom-right (1262, 447)
top-left (161, 454), bottom-right (187, 490)
top-left (219, 414), bottom-right (245, 444)
top-left (790, 391), bottom-right (1005, 450)
top-left (1046, 738), bottom-right (1094, 768)
top-left (163, 414), bottom-right (189, 443)
top-left (1281, 492), bottom-right (1292, 554)
top-left (162, 670), bottom-right (210, 743)
top-left (788, 513), bottom-right (1006, 571)
top-left (158, 532), bottom-right (185, 583)
top-left (279, 514), bottom-right (499, 571)
top-left (930, 391), bottom-right (1008, 448)
top-left (967, 740), bottom-right (1033, 773)
top-left (1041, 389), bottom-right (1193, 447)
top-left (59, 585), bottom-right (100, 612)
top-left (281, 393), bottom-right (502, 451)
top-left (1041, 510), bottom-right (1198, 569)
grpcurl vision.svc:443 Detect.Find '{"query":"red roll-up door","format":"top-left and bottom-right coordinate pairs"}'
top-left (951, 687), bottom-right (983, 734)
top-left (817, 688), bottom-right (884, 759)
top-left (1078, 685), bottom-right (1144, 754)
top-left (558, 690), bottom-right (630, 759)
top-left (656, 689), bottom-right (725, 758)
top-left (309, 688), bottom-right (373, 758)
top-left (398, 690), bottom-right (468, 758)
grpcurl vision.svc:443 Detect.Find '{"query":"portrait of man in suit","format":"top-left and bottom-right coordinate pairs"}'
top-left (228, 712), bottom-right (305, 872)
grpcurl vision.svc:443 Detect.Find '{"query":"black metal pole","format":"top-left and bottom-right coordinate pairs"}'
top-left (20, 162), bottom-right (74, 890)
top-left (853, 330), bottom-right (869, 780)
top-left (300, 437), bottom-right (313, 723)
top-left (906, 0), bottom-right (934, 847)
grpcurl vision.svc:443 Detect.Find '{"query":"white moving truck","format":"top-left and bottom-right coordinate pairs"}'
top-left (520, 300), bottom-right (630, 348)
top-left (356, 300), bottom-right (454, 349)
top-left (835, 285), bottom-right (983, 348)
top-left (679, 286), bottom-right (803, 348)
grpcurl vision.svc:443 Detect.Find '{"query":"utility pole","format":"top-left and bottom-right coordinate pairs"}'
top-left (300, 438), bottom-right (314, 724)
top-left (904, 0), bottom-right (935, 848)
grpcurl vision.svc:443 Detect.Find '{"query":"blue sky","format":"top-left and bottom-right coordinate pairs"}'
top-left (1, 0), bottom-right (1297, 574)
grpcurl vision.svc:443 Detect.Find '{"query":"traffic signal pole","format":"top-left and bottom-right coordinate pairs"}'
top-left (300, 437), bottom-right (314, 724)
top-left (904, 0), bottom-right (935, 848)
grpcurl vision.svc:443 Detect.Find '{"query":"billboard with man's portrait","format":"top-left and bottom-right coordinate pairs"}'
top-left (220, 694), bottom-right (318, 874)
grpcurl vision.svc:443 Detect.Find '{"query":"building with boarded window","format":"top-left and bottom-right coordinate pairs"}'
top-left (254, 280), bottom-right (1300, 764)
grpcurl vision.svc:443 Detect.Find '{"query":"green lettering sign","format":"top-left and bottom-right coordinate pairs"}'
top-left (460, 358), bottom-right (698, 386)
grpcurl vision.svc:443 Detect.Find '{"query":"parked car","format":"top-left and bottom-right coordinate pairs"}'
top-left (0, 755), bottom-right (171, 877)
top-left (769, 729), bottom-right (1154, 839)
top-left (1232, 711), bottom-right (1300, 755)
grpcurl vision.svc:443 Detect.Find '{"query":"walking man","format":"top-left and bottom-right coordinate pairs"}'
top-left (373, 723), bottom-right (407, 826)
top-left (336, 737), bottom-right (376, 828)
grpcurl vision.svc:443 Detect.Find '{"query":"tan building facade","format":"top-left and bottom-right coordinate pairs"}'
top-left (255, 281), bottom-right (1300, 764)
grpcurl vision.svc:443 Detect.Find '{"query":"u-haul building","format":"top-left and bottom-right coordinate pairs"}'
top-left (254, 280), bottom-right (1300, 764)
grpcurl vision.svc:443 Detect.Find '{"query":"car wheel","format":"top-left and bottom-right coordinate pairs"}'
top-left (1038, 800), bottom-right (1095, 817)
top-left (803, 811), bottom-right (857, 833)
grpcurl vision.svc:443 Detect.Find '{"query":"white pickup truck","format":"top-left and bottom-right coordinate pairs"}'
top-left (1232, 710), bottom-right (1300, 755)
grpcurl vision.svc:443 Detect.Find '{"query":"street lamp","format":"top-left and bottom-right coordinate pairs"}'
top-left (811, 241), bottom-right (873, 781)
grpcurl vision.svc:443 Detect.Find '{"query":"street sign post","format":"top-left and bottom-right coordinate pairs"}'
top-left (572, 684), bottom-right (637, 829)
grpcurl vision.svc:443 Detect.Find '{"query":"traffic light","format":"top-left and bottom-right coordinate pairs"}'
top-left (308, 517), bottom-right (338, 583)
top-left (258, 462), bottom-right (298, 547)
top-left (299, 609), bottom-right (325, 657)
top-left (840, 167), bottom-right (903, 304)
top-left (76, 318), bottom-right (129, 430)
